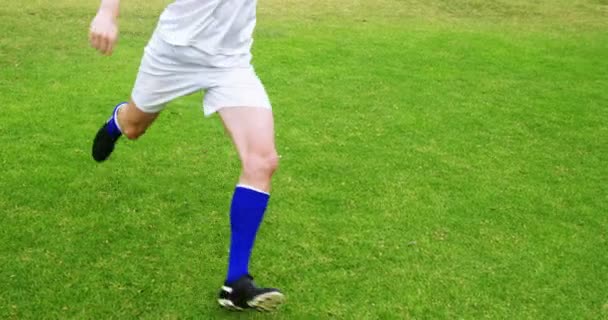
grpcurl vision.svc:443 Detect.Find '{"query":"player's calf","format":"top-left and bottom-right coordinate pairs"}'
top-left (116, 101), bottom-right (159, 140)
top-left (91, 100), bottom-right (158, 162)
top-left (121, 121), bottom-right (148, 140)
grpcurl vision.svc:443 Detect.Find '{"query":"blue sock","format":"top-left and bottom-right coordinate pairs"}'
top-left (106, 102), bottom-right (125, 137)
top-left (226, 185), bottom-right (270, 284)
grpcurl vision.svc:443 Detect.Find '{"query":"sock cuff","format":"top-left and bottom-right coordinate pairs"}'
top-left (112, 102), bottom-right (126, 133)
top-left (236, 184), bottom-right (270, 196)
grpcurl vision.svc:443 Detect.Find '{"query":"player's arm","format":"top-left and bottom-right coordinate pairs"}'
top-left (89, 0), bottom-right (120, 56)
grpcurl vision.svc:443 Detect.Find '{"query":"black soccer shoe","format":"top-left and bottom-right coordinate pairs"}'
top-left (92, 122), bottom-right (121, 162)
top-left (218, 275), bottom-right (285, 312)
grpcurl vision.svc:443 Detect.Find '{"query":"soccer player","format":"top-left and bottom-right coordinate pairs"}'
top-left (88, 0), bottom-right (285, 312)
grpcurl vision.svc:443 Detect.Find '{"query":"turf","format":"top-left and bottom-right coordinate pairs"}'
top-left (1, 0), bottom-right (607, 319)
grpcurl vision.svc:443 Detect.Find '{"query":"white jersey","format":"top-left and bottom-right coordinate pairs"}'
top-left (155, 0), bottom-right (257, 65)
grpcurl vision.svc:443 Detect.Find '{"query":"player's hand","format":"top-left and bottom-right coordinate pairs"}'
top-left (89, 10), bottom-right (118, 56)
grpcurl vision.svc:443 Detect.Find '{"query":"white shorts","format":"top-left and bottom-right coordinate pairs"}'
top-left (131, 32), bottom-right (272, 116)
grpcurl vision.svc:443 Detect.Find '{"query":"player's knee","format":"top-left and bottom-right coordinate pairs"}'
top-left (243, 151), bottom-right (279, 178)
top-left (266, 152), bottom-right (279, 174)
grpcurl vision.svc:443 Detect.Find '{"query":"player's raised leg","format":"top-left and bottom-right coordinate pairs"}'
top-left (216, 107), bottom-right (285, 311)
top-left (91, 100), bottom-right (159, 162)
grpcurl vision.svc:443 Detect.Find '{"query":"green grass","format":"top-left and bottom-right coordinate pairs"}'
top-left (1, 0), bottom-right (607, 318)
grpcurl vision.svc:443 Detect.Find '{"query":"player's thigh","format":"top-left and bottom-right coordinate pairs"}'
top-left (129, 31), bottom-right (201, 126)
top-left (208, 67), bottom-right (276, 157)
top-left (218, 107), bottom-right (276, 159)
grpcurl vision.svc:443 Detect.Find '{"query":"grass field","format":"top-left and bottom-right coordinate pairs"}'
top-left (1, 0), bottom-right (607, 318)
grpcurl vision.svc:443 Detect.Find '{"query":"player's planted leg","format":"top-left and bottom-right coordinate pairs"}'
top-left (91, 100), bottom-right (159, 162)
top-left (217, 107), bottom-right (284, 311)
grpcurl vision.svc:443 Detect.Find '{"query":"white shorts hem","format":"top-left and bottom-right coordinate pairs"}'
top-left (203, 104), bottom-right (272, 117)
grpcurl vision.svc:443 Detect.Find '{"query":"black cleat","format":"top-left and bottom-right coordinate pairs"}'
top-left (218, 275), bottom-right (285, 312)
top-left (92, 122), bottom-right (121, 162)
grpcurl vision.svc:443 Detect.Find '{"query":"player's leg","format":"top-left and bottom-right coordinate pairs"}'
top-left (219, 107), bottom-right (278, 192)
top-left (91, 31), bottom-right (200, 162)
top-left (116, 100), bottom-right (160, 139)
top-left (204, 68), bottom-right (284, 311)
top-left (92, 100), bottom-right (159, 162)
top-left (217, 107), bottom-right (284, 312)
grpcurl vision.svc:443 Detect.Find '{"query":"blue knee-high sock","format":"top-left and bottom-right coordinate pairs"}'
top-left (226, 185), bottom-right (270, 284)
top-left (106, 102), bottom-right (125, 137)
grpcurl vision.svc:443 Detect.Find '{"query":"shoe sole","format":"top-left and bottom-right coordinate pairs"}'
top-left (217, 291), bottom-right (285, 312)
top-left (248, 291), bottom-right (285, 312)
